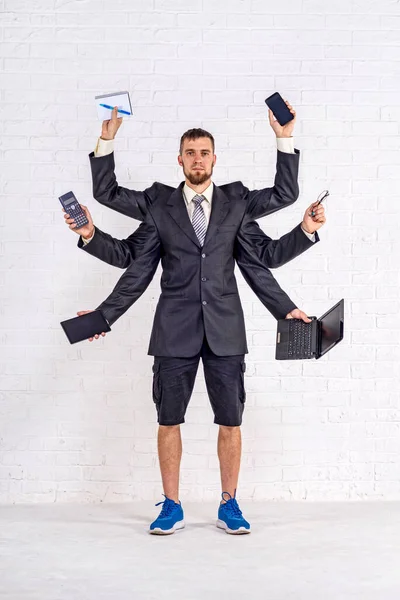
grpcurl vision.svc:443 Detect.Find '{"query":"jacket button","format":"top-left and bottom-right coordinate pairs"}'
top-left (201, 253), bottom-right (206, 258)
top-left (202, 301), bottom-right (207, 306)
top-left (201, 277), bottom-right (207, 282)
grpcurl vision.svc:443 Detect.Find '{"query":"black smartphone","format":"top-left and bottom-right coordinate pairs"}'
top-left (59, 191), bottom-right (89, 229)
top-left (265, 92), bottom-right (294, 126)
top-left (60, 310), bottom-right (111, 344)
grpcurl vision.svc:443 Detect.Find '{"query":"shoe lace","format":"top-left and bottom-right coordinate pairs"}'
top-left (221, 491), bottom-right (243, 518)
top-left (155, 495), bottom-right (176, 518)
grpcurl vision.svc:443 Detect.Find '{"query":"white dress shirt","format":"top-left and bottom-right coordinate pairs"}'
top-left (182, 181), bottom-right (213, 225)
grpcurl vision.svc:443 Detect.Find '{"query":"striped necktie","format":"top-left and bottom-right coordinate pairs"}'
top-left (192, 194), bottom-right (207, 246)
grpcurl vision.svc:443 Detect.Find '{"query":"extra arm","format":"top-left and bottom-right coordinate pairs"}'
top-left (245, 149), bottom-right (300, 219)
top-left (78, 225), bottom-right (149, 269)
top-left (95, 214), bottom-right (162, 326)
top-left (89, 151), bottom-right (155, 221)
top-left (235, 214), bottom-right (318, 270)
top-left (234, 220), bottom-right (300, 320)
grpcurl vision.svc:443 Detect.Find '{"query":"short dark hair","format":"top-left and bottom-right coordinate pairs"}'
top-left (179, 128), bottom-right (215, 155)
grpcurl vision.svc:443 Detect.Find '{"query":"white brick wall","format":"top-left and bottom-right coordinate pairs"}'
top-left (1, 0), bottom-right (400, 503)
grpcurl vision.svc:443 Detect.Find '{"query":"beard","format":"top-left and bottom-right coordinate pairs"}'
top-left (183, 164), bottom-right (213, 186)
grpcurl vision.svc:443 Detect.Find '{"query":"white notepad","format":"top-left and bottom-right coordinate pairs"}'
top-left (95, 91), bottom-right (132, 120)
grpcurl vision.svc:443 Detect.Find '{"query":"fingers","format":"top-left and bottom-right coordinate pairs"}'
top-left (64, 213), bottom-right (77, 228)
top-left (309, 207), bottom-right (324, 217)
top-left (295, 310), bottom-right (312, 323)
top-left (309, 203), bottom-right (325, 218)
top-left (285, 99), bottom-right (296, 117)
top-left (63, 205), bottom-right (92, 229)
top-left (286, 309), bottom-right (311, 322)
top-left (89, 332), bottom-right (106, 342)
top-left (268, 108), bottom-right (276, 126)
top-left (111, 106), bottom-right (118, 122)
top-left (301, 314), bottom-right (312, 323)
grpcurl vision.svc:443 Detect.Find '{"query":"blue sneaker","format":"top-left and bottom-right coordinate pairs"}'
top-left (217, 491), bottom-right (251, 534)
top-left (149, 495), bottom-right (185, 535)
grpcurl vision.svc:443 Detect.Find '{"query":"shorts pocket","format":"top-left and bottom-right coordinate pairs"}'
top-left (239, 360), bottom-right (246, 402)
top-left (152, 362), bottom-right (161, 405)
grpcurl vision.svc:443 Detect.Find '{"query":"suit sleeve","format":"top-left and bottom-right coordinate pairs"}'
top-left (236, 214), bottom-right (319, 269)
top-left (77, 225), bottom-right (148, 269)
top-left (95, 213), bottom-right (161, 326)
top-left (234, 221), bottom-right (298, 320)
top-left (89, 151), bottom-right (155, 220)
top-left (245, 149), bottom-right (300, 219)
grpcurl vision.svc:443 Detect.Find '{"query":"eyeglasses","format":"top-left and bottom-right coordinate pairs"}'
top-left (311, 190), bottom-right (329, 217)
top-left (316, 189), bottom-right (329, 205)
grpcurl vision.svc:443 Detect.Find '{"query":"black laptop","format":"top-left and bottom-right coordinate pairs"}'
top-left (275, 299), bottom-right (344, 360)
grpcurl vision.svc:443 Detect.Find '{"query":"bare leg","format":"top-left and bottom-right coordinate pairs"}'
top-left (217, 425), bottom-right (242, 501)
top-left (157, 424), bottom-right (182, 503)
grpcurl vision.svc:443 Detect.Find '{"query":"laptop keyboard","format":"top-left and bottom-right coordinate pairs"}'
top-left (287, 320), bottom-right (314, 359)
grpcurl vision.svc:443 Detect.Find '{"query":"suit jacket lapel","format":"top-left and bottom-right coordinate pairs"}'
top-left (203, 185), bottom-right (230, 247)
top-left (166, 183), bottom-right (201, 248)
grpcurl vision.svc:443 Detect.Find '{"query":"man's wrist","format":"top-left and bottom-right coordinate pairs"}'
top-left (95, 137), bottom-right (115, 158)
top-left (301, 221), bottom-right (315, 235)
top-left (276, 136), bottom-right (295, 154)
top-left (82, 228), bottom-right (95, 243)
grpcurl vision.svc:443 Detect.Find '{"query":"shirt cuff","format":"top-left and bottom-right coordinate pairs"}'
top-left (81, 230), bottom-right (95, 245)
top-left (94, 138), bottom-right (115, 157)
top-left (276, 137), bottom-right (295, 154)
top-left (301, 225), bottom-right (316, 242)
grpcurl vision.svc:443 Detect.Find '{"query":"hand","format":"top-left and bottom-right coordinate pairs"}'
top-left (301, 202), bottom-right (326, 234)
top-left (63, 204), bottom-right (94, 239)
top-left (101, 106), bottom-right (123, 140)
top-left (285, 309), bottom-right (312, 323)
top-left (268, 99), bottom-right (296, 138)
top-left (77, 310), bottom-right (107, 342)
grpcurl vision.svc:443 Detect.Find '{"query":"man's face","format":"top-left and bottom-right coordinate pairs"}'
top-left (178, 137), bottom-right (216, 186)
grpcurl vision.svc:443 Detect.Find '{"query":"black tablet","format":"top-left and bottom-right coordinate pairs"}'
top-left (60, 310), bottom-right (111, 344)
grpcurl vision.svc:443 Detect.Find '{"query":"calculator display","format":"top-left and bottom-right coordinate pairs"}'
top-left (62, 193), bottom-right (77, 207)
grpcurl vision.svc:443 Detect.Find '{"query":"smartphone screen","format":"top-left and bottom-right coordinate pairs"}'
top-left (265, 93), bottom-right (294, 126)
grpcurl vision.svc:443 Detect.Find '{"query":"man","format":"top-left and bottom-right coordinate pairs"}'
top-left (64, 104), bottom-right (325, 535)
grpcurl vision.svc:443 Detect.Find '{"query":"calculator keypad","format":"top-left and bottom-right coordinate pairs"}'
top-left (68, 205), bottom-right (88, 228)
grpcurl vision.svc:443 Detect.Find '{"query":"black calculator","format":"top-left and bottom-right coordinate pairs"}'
top-left (59, 191), bottom-right (89, 229)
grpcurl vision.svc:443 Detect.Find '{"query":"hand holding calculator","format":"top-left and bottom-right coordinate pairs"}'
top-left (59, 191), bottom-right (94, 238)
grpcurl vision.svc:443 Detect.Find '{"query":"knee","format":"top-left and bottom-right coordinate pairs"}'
top-left (159, 424), bottom-right (181, 432)
top-left (219, 425), bottom-right (240, 436)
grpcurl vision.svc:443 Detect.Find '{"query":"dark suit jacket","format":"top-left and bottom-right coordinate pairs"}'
top-left (82, 150), bottom-right (319, 356)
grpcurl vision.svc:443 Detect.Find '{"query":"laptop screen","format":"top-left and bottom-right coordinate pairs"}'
top-left (319, 300), bottom-right (344, 357)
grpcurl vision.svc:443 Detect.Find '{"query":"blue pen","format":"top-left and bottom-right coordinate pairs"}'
top-left (99, 103), bottom-right (131, 115)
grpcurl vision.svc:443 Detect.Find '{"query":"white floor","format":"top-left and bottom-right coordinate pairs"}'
top-left (1, 502), bottom-right (400, 600)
